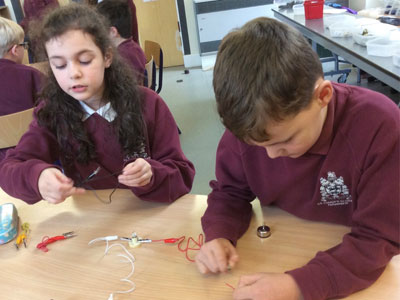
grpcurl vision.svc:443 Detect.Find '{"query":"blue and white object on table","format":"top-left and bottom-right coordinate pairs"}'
top-left (0, 203), bottom-right (19, 245)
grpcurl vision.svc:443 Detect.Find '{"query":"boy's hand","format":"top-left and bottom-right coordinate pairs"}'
top-left (233, 273), bottom-right (303, 300)
top-left (38, 168), bottom-right (85, 204)
top-left (195, 238), bottom-right (239, 274)
top-left (118, 158), bottom-right (152, 187)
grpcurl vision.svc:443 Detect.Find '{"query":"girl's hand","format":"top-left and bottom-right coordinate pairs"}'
top-left (38, 168), bottom-right (85, 204)
top-left (233, 273), bottom-right (303, 300)
top-left (195, 238), bottom-right (239, 274)
top-left (118, 158), bottom-right (153, 187)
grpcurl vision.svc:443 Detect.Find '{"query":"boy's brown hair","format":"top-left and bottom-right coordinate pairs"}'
top-left (213, 17), bottom-right (323, 143)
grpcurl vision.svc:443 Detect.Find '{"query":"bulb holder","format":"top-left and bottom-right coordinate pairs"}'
top-left (257, 225), bottom-right (271, 238)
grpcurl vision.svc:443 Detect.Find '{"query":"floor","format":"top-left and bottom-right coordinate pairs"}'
top-left (160, 66), bottom-right (225, 195)
top-left (160, 62), bottom-right (399, 196)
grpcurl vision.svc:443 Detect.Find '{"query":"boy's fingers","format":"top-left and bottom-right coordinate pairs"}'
top-left (213, 247), bottom-right (231, 272)
top-left (195, 254), bottom-right (211, 274)
top-left (228, 252), bottom-right (239, 268)
top-left (206, 243), bottom-right (231, 273)
top-left (237, 274), bottom-right (263, 288)
top-left (197, 247), bottom-right (220, 273)
top-left (233, 285), bottom-right (253, 300)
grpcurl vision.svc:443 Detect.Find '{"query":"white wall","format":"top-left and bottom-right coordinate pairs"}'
top-left (349, 0), bottom-right (366, 11)
top-left (182, 1), bottom-right (276, 67)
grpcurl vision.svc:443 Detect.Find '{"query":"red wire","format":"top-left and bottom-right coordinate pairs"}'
top-left (225, 282), bottom-right (236, 290)
top-left (36, 235), bottom-right (66, 252)
top-left (150, 234), bottom-right (204, 262)
top-left (151, 238), bottom-right (182, 243)
top-left (177, 234), bottom-right (204, 262)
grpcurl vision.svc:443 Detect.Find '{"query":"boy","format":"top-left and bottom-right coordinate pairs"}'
top-left (195, 18), bottom-right (399, 300)
top-left (0, 17), bottom-right (42, 161)
top-left (97, 0), bottom-right (146, 82)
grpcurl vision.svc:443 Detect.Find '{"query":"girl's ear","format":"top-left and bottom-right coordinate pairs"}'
top-left (104, 48), bottom-right (113, 68)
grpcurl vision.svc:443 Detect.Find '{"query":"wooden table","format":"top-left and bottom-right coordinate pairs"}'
top-left (0, 189), bottom-right (398, 299)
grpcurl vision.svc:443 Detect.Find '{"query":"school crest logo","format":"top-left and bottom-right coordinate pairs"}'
top-left (318, 171), bottom-right (352, 206)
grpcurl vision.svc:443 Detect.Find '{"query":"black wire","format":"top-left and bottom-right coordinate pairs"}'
top-left (79, 168), bottom-right (122, 204)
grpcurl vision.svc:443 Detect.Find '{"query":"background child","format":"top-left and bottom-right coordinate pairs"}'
top-left (87, 0), bottom-right (139, 44)
top-left (0, 17), bottom-right (42, 161)
top-left (97, 0), bottom-right (146, 81)
top-left (0, 4), bottom-right (195, 205)
top-left (195, 18), bottom-right (399, 300)
top-left (20, 0), bottom-right (60, 62)
top-left (20, 0), bottom-right (59, 32)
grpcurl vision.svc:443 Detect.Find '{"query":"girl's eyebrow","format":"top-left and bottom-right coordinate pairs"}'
top-left (49, 49), bottom-right (95, 60)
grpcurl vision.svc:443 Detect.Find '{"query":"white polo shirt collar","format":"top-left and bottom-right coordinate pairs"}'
top-left (80, 101), bottom-right (117, 122)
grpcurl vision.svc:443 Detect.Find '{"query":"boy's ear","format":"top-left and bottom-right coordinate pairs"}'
top-left (104, 48), bottom-right (113, 68)
top-left (316, 80), bottom-right (333, 108)
top-left (110, 26), bottom-right (118, 38)
top-left (9, 44), bottom-right (19, 56)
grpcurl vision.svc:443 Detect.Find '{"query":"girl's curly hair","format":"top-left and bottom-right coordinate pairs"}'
top-left (33, 3), bottom-right (145, 165)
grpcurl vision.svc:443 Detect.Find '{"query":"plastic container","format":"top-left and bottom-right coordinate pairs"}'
top-left (352, 22), bottom-right (396, 46)
top-left (366, 37), bottom-right (400, 56)
top-left (324, 15), bottom-right (355, 28)
top-left (304, 0), bottom-right (324, 20)
top-left (329, 22), bottom-right (353, 37)
top-left (293, 4), bottom-right (304, 15)
top-left (393, 50), bottom-right (400, 67)
top-left (352, 32), bottom-right (379, 46)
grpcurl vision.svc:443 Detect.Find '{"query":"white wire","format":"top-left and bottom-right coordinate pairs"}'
top-left (104, 242), bottom-right (136, 264)
top-left (88, 236), bottom-right (119, 245)
top-left (114, 254), bottom-right (136, 294)
top-left (89, 237), bottom-right (136, 298)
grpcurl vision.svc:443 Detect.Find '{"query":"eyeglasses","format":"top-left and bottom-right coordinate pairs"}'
top-left (7, 42), bottom-right (29, 52)
top-left (76, 166), bottom-right (122, 204)
top-left (18, 42), bottom-right (29, 50)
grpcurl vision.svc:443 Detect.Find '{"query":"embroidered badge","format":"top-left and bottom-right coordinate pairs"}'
top-left (318, 171), bottom-right (352, 206)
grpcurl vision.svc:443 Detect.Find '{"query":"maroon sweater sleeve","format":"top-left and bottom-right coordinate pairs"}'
top-left (0, 108), bottom-right (61, 204)
top-left (128, 88), bottom-right (195, 202)
top-left (287, 110), bottom-right (400, 300)
top-left (201, 130), bottom-right (255, 244)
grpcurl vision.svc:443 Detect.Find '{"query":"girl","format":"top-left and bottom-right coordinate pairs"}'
top-left (0, 4), bottom-right (195, 205)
